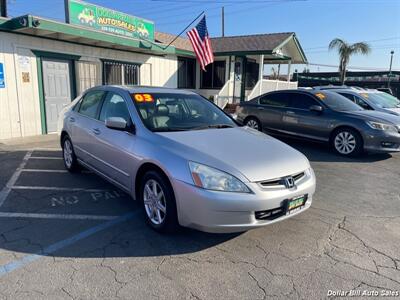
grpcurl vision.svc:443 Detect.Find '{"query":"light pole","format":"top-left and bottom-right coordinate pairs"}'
top-left (0, 0), bottom-right (7, 17)
top-left (388, 50), bottom-right (394, 89)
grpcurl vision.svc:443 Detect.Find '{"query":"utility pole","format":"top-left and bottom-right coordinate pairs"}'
top-left (0, 0), bottom-right (7, 18)
top-left (221, 6), bottom-right (225, 37)
top-left (388, 50), bottom-right (394, 89)
top-left (64, 0), bottom-right (70, 23)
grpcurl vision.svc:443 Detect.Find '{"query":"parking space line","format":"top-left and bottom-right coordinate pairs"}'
top-left (33, 148), bottom-right (60, 151)
top-left (20, 169), bottom-right (92, 174)
top-left (21, 169), bottom-right (68, 173)
top-left (29, 157), bottom-right (63, 160)
top-left (11, 186), bottom-right (109, 192)
top-left (0, 212), bottom-right (119, 220)
top-left (0, 211), bottom-right (138, 277)
top-left (0, 151), bottom-right (33, 208)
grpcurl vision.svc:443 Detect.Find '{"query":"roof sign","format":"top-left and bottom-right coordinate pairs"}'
top-left (68, 0), bottom-right (155, 41)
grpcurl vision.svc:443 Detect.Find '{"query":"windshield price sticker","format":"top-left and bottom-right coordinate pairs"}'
top-left (315, 93), bottom-right (326, 100)
top-left (134, 93), bottom-right (154, 102)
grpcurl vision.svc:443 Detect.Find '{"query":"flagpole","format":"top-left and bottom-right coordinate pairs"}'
top-left (163, 11), bottom-right (205, 50)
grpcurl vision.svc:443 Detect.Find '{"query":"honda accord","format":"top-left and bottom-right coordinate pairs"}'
top-left (59, 86), bottom-right (315, 233)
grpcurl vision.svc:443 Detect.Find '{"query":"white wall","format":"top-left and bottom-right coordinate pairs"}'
top-left (0, 31), bottom-right (179, 139)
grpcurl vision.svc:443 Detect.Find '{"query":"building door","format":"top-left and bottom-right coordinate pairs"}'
top-left (42, 59), bottom-right (72, 132)
top-left (233, 56), bottom-right (244, 103)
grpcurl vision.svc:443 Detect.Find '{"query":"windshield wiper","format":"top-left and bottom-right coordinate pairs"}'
top-left (192, 124), bottom-right (234, 130)
top-left (153, 127), bottom-right (191, 132)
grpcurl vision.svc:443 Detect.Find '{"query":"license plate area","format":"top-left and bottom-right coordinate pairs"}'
top-left (286, 194), bottom-right (307, 213)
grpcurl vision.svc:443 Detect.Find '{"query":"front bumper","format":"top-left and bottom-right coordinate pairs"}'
top-left (172, 170), bottom-right (316, 233)
top-left (363, 130), bottom-right (400, 153)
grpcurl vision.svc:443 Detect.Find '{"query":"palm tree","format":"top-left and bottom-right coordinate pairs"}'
top-left (328, 39), bottom-right (371, 85)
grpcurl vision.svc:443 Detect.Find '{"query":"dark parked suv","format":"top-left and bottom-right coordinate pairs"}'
top-left (236, 90), bottom-right (400, 156)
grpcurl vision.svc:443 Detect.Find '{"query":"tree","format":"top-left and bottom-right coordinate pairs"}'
top-left (328, 38), bottom-right (371, 85)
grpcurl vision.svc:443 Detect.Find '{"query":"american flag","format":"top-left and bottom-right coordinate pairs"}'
top-left (187, 16), bottom-right (214, 71)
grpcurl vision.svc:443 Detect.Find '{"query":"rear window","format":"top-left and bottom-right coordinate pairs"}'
top-left (259, 93), bottom-right (290, 107)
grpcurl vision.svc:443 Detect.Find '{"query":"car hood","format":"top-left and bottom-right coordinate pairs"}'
top-left (344, 110), bottom-right (400, 125)
top-left (157, 127), bottom-right (310, 182)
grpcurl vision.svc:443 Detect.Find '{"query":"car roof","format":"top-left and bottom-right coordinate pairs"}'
top-left (262, 89), bottom-right (342, 98)
top-left (92, 85), bottom-right (197, 95)
top-left (327, 88), bottom-right (381, 95)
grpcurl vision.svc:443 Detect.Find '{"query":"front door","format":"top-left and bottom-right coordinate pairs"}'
top-left (282, 92), bottom-right (329, 140)
top-left (233, 57), bottom-right (244, 103)
top-left (42, 59), bottom-right (72, 132)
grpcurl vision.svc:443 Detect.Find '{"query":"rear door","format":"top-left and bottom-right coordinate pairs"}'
top-left (72, 90), bottom-right (106, 164)
top-left (257, 92), bottom-right (291, 131)
top-left (282, 92), bottom-right (330, 140)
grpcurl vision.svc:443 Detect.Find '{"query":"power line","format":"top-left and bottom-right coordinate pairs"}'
top-left (304, 36), bottom-right (400, 50)
top-left (157, 0), bottom-right (303, 26)
top-left (306, 62), bottom-right (392, 71)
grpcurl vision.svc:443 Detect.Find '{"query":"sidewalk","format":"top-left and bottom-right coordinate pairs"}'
top-left (0, 134), bottom-right (60, 151)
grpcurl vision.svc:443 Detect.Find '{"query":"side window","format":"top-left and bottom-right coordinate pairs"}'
top-left (354, 97), bottom-right (372, 110)
top-left (259, 93), bottom-right (290, 107)
top-left (339, 93), bottom-right (356, 102)
top-left (79, 91), bottom-right (105, 119)
top-left (99, 92), bottom-right (132, 125)
top-left (289, 93), bottom-right (318, 110)
top-left (73, 98), bottom-right (83, 112)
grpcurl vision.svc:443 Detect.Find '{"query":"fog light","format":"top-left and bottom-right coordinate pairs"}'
top-left (381, 142), bottom-right (395, 148)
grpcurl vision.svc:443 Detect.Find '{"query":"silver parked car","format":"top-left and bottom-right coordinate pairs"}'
top-left (329, 89), bottom-right (400, 116)
top-left (59, 86), bottom-right (316, 233)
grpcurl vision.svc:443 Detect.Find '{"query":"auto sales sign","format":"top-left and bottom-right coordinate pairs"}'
top-left (68, 0), bottom-right (155, 41)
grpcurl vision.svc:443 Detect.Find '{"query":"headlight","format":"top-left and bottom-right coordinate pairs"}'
top-left (189, 162), bottom-right (251, 193)
top-left (366, 121), bottom-right (397, 132)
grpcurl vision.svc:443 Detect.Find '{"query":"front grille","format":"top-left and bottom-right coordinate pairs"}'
top-left (259, 171), bottom-right (305, 188)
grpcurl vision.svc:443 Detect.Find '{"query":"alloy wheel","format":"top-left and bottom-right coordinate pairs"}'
top-left (334, 131), bottom-right (356, 155)
top-left (246, 119), bottom-right (259, 130)
top-left (63, 139), bottom-right (73, 168)
top-left (143, 179), bottom-right (167, 225)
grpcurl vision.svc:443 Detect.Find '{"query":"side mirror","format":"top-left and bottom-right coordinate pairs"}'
top-left (105, 117), bottom-right (128, 131)
top-left (309, 105), bottom-right (324, 113)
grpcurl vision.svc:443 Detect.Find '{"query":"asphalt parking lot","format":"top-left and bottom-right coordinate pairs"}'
top-left (0, 135), bottom-right (399, 300)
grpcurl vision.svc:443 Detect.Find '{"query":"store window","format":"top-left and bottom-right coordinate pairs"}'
top-left (178, 57), bottom-right (196, 89)
top-left (200, 61), bottom-right (226, 89)
top-left (103, 61), bottom-right (139, 85)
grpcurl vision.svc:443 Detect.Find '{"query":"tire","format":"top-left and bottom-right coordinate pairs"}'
top-left (331, 128), bottom-right (363, 157)
top-left (244, 117), bottom-right (262, 131)
top-left (62, 135), bottom-right (80, 172)
top-left (139, 170), bottom-right (179, 233)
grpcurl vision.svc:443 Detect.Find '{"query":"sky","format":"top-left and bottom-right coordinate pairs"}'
top-left (5, 0), bottom-right (400, 73)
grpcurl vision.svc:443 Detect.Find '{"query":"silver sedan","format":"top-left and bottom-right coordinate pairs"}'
top-left (59, 86), bottom-right (316, 233)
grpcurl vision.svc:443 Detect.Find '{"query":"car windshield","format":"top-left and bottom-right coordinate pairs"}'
top-left (363, 92), bottom-right (400, 109)
top-left (318, 92), bottom-right (364, 111)
top-left (132, 92), bottom-right (236, 132)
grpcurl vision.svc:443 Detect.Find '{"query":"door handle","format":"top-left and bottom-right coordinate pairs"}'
top-left (92, 128), bottom-right (101, 135)
top-left (257, 107), bottom-right (265, 110)
top-left (69, 117), bottom-right (75, 123)
top-left (286, 111), bottom-right (295, 115)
